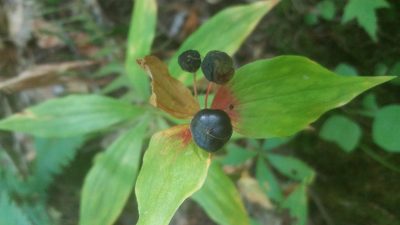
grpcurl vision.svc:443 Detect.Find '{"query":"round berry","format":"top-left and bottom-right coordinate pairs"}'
top-left (178, 50), bottom-right (201, 73)
top-left (201, 50), bottom-right (234, 84)
top-left (190, 109), bottom-right (233, 152)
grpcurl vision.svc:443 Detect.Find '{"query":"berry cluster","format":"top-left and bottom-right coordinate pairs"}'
top-left (178, 50), bottom-right (235, 152)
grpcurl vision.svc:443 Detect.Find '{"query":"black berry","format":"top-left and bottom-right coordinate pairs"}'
top-left (190, 109), bottom-right (233, 152)
top-left (178, 50), bottom-right (201, 73)
top-left (201, 50), bottom-right (234, 84)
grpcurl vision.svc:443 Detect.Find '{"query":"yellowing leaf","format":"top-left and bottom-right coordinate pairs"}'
top-left (135, 125), bottom-right (210, 225)
top-left (212, 56), bottom-right (394, 139)
top-left (138, 56), bottom-right (199, 119)
top-left (192, 162), bottom-right (250, 225)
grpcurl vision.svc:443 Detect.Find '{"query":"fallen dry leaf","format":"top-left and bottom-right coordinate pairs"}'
top-left (238, 172), bottom-right (274, 210)
top-left (137, 55), bottom-right (199, 119)
top-left (32, 19), bottom-right (64, 49)
top-left (0, 61), bottom-right (97, 93)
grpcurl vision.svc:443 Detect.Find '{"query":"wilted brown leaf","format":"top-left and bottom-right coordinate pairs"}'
top-left (137, 55), bottom-right (199, 119)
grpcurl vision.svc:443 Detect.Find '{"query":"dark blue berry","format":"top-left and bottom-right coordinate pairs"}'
top-left (190, 109), bottom-right (233, 152)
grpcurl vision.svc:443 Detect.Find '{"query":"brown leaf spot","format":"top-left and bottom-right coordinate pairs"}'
top-left (211, 85), bottom-right (239, 127)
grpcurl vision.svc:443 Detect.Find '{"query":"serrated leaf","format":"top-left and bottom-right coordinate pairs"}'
top-left (30, 136), bottom-right (85, 194)
top-left (0, 191), bottom-right (32, 225)
top-left (256, 157), bottom-right (283, 202)
top-left (125, 0), bottom-right (157, 99)
top-left (135, 125), bottom-right (210, 225)
top-left (192, 162), bottom-right (250, 225)
top-left (342, 0), bottom-right (389, 41)
top-left (373, 105), bottom-right (400, 152)
top-left (0, 95), bottom-right (142, 137)
top-left (320, 115), bottom-right (362, 152)
top-left (20, 202), bottom-right (52, 225)
top-left (282, 183), bottom-right (308, 225)
top-left (265, 154), bottom-right (315, 182)
top-left (211, 56), bottom-right (394, 139)
top-left (80, 121), bottom-right (148, 225)
top-left (168, 0), bottom-right (280, 83)
top-left (0, 150), bottom-right (22, 194)
top-left (138, 56), bottom-right (199, 119)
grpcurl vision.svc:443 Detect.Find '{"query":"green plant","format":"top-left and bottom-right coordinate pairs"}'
top-left (0, 1), bottom-right (396, 225)
top-left (342, 0), bottom-right (390, 42)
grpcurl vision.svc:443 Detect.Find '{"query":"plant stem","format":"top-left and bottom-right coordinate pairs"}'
top-left (193, 72), bottom-right (198, 100)
top-left (204, 82), bottom-right (212, 109)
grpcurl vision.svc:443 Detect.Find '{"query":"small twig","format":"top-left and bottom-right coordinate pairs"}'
top-left (361, 145), bottom-right (400, 174)
top-left (309, 188), bottom-right (336, 225)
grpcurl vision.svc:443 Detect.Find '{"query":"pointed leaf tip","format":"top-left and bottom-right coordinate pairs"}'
top-left (212, 56), bottom-right (394, 139)
top-left (137, 56), bottom-right (199, 119)
top-left (135, 125), bottom-right (210, 225)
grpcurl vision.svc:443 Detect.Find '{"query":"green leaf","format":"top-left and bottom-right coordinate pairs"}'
top-left (317, 0), bottom-right (336, 21)
top-left (0, 95), bottom-right (142, 137)
top-left (304, 13), bottom-right (318, 26)
top-left (0, 191), bottom-right (32, 225)
top-left (265, 154), bottom-right (314, 182)
top-left (212, 56), bottom-right (394, 139)
top-left (30, 136), bottom-right (85, 194)
top-left (222, 144), bottom-right (257, 166)
top-left (374, 63), bottom-right (389, 75)
top-left (20, 202), bottom-right (52, 225)
top-left (80, 121), bottom-right (148, 225)
top-left (0, 150), bottom-right (22, 194)
top-left (255, 157), bottom-right (283, 203)
top-left (262, 137), bottom-right (291, 151)
top-left (319, 115), bottom-right (362, 152)
top-left (168, 0), bottom-right (280, 83)
top-left (362, 93), bottom-right (379, 113)
top-left (135, 125), bottom-right (210, 225)
top-left (372, 105), bottom-right (400, 152)
top-left (389, 62), bottom-right (400, 85)
top-left (192, 162), bottom-right (250, 225)
top-left (334, 63), bottom-right (358, 76)
top-left (342, 0), bottom-right (389, 41)
top-left (125, 0), bottom-right (157, 100)
top-left (282, 183), bottom-right (308, 225)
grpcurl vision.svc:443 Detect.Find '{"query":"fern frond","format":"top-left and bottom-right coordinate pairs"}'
top-left (0, 191), bottom-right (32, 225)
top-left (29, 136), bottom-right (85, 195)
